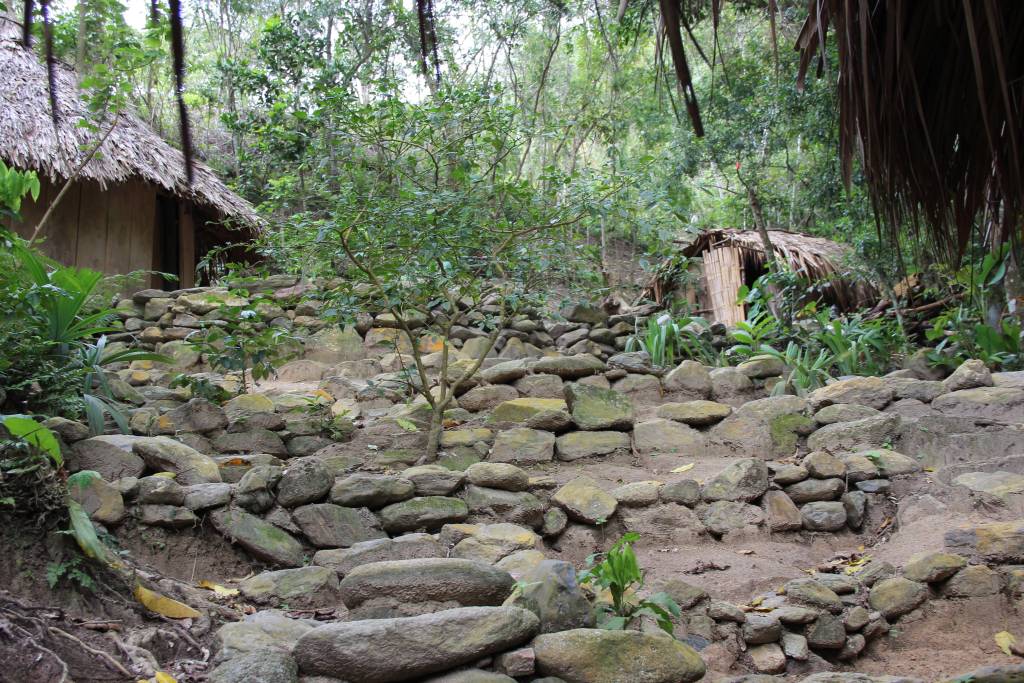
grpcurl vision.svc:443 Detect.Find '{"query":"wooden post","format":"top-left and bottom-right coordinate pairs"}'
top-left (178, 201), bottom-right (195, 289)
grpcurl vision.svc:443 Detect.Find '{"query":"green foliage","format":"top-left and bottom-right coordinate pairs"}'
top-left (46, 554), bottom-right (96, 592)
top-left (578, 532), bottom-right (681, 634)
top-left (0, 160), bottom-right (40, 222)
top-left (813, 314), bottom-right (901, 376)
top-left (0, 415), bottom-right (62, 468)
top-left (625, 315), bottom-right (680, 367)
top-left (75, 335), bottom-right (170, 435)
top-left (760, 344), bottom-right (835, 397)
top-left (728, 311), bottom-right (779, 360)
top-left (0, 415), bottom-right (66, 518)
top-left (12, 243), bottom-right (116, 350)
top-left (185, 303), bottom-right (297, 394)
top-left (169, 373), bottom-right (232, 403)
top-left (924, 246), bottom-right (1022, 371)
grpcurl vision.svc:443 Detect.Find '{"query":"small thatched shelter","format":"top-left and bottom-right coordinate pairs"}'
top-left (0, 17), bottom-right (260, 288)
top-left (646, 229), bottom-right (877, 325)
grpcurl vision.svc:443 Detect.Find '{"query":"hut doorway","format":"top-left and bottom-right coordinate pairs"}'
top-left (156, 195), bottom-right (180, 290)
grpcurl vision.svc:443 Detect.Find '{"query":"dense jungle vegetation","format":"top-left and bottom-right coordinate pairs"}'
top-left (1, 0), bottom-right (1022, 482)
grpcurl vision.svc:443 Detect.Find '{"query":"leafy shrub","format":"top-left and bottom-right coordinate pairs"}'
top-left (625, 314), bottom-right (723, 367)
top-left (578, 532), bottom-right (681, 634)
top-left (813, 313), bottom-right (900, 376)
top-left (728, 311), bottom-right (779, 360)
top-left (185, 302), bottom-right (298, 394)
top-left (759, 343), bottom-right (834, 396)
top-left (0, 415), bottom-right (65, 517)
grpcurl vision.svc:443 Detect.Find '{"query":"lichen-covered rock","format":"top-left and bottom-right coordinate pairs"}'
top-left (552, 477), bottom-right (618, 525)
top-left (633, 419), bottom-right (705, 455)
top-left (239, 566), bottom-right (341, 607)
top-left (762, 490), bottom-right (802, 532)
top-left (698, 501), bottom-right (764, 536)
top-left (801, 501), bottom-right (848, 531)
top-left (276, 458), bottom-right (332, 508)
top-left (611, 480), bottom-right (661, 506)
top-left (944, 359), bottom-right (993, 392)
top-left (490, 428), bottom-right (555, 464)
top-left (460, 385), bottom-right (520, 412)
top-left (160, 398), bottom-right (228, 434)
top-left (504, 560), bottom-right (594, 633)
top-left (207, 651), bottom-right (298, 683)
top-left (132, 436), bottom-right (221, 485)
top-left (868, 577), bottom-right (928, 619)
top-left (339, 558), bottom-right (514, 614)
top-left (806, 413), bottom-right (901, 453)
top-left (663, 360), bottom-right (712, 397)
top-left (293, 606), bottom-right (539, 681)
top-left (860, 448), bottom-right (922, 476)
top-left (379, 496), bottom-right (470, 533)
top-left (330, 473), bottom-right (415, 508)
top-left (660, 479), bottom-right (701, 507)
top-left (313, 534), bottom-right (446, 577)
top-left (806, 612), bottom-right (847, 649)
top-left (532, 629), bottom-right (705, 683)
top-left (465, 462), bottom-right (529, 491)
top-left (462, 486), bottom-right (545, 529)
top-left (803, 451), bottom-right (847, 479)
top-left (813, 403), bottom-right (881, 425)
top-left (532, 354), bottom-right (605, 379)
top-left (292, 503), bottom-right (386, 548)
top-left (710, 366), bottom-right (755, 403)
top-left (563, 382), bottom-right (635, 431)
top-left (183, 482), bottom-right (232, 511)
top-left (708, 396), bottom-right (811, 459)
top-left (401, 465), bottom-right (466, 496)
top-left (902, 552), bottom-right (967, 583)
top-left (785, 478), bottom-right (845, 503)
top-left (932, 386), bottom-right (1024, 422)
top-left (212, 429), bottom-right (287, 456)
top-left (655, 400), bottom-right (731, 426)
top-left (68, 475), bottom-right (125, 525)
top-left (945, 519), bottom-right (1024, 563)
top-left (69, 435), bottom-right (146, 480)
top-left (481, 359), bottom-right (532, 384)
top-left (702, 458), bottom-right (769, 503)
top-left (942, 565), bottom-right (1002, 597)
top-left (785, 578), bottom-right (843, 613)
top-left (211, 507), bottom-right (305, 567)
top-left (808, 376), bottom-right (893, 410)
top-left (555, 431), bottom-right (631, 461)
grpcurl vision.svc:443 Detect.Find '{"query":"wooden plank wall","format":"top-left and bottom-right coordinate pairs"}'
top-left (704, 246), bottom-right (747, 326)
top-left (8, 176), bottom-right (157, 284)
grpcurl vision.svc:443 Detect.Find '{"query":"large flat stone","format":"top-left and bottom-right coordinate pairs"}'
top-left (292, 606), bottom-right (539, 682)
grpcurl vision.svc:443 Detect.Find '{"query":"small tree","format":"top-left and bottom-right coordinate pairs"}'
top-left (311, 84), bottom-right (591, 460)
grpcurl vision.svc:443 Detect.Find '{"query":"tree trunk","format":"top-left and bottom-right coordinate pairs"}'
top-left (425, 407), bottom-right (443, 460)
top-left (746, 185), bottom-right (782, 320)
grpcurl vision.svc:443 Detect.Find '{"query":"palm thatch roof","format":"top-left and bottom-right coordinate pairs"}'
top-left (796, 1), bottom-right (1024, 258)
top-left (0, 17), bottom-right (260, 228)
top-left (644, 228), bottom-right (877, 311)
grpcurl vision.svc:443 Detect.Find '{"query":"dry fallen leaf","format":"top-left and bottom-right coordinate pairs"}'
top-left (154, 673), bottom-right (179, 683)
top-left (198, 580), bottom-right (240, 597)
top-left (670, 463), bottom-right (695, 474)
top-left (134, 584), bottom-right (201, 619)
top-left (996, 631), bottom-right (1018, 656)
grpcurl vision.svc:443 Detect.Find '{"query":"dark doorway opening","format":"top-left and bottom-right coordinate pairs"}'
top-left (156, 195), bottom-right (180, 290)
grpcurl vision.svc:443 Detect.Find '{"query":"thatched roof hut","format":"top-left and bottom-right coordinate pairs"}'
top-left (646, 228), bottom-right (877, 325)
top-left (0, 17), bottom-right (260, 288)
